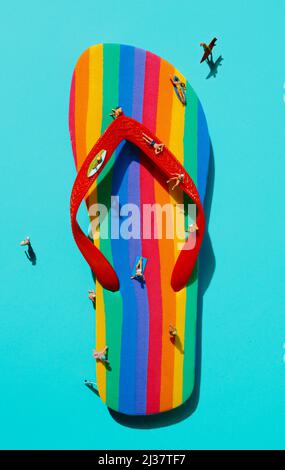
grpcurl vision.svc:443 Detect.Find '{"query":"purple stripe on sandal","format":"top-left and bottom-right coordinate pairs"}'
top-left (128, 47), bottom-right (149, 414)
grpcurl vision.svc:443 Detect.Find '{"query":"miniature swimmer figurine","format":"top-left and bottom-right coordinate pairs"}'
top-left (170, 75), bottom-right (186, 105)
top-left (166, 173), bottom-right (185, 190)
top-left (110, 106), bottom-right (123, 119)
top-left (142, 133), bottom-right (164, 155)
top-left (88, 290), bottom-right (96, 302)
top-left (186, 223), bottom-right (199, 233)
top-left (93, 346), bottom-right (109, 364)
top-left (131, 257), bottom-right (145, 282)
top-left (169, 324), bottom-right (177, 337)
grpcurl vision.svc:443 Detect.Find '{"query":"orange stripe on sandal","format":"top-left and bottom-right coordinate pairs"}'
top-left (155, 59), bottom-right (176, 412)
top-left (75, 49), bottom-right (89, 170)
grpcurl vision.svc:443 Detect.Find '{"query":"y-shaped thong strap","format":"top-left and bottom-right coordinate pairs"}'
top-left (70, 113), bottom-right (205, 292)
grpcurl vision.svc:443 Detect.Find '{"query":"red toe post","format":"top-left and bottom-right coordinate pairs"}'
top-left (70, 113), bottom-right (205, 292)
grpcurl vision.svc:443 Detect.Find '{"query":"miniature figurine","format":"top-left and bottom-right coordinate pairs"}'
top-left (169, 324), bottom-right (177, 337)
top-left (131, 257), bottom-right (145, 282)
top-left (142, 133), bottom-right (164, 155)
top-left (88, 290), bottom-right (96, 302)
top-left (95, 154), bottom-right (103, 166)
top-left (20, 236), bottom-right (30, 246)
top-left (20, 236), bottom-right (37, 265)
top-left (84, 379), bottom-right (97, 387)
top-left (170, 75), bottom-right (186, 105)
top-left (166, 172), bottom-right (185, 190)
top-left (110, 106), bottom-right (123, 119)
top-left (186, 223), bottom-right (199, 233)
top-left (93, 346), bottom-right (109, 364)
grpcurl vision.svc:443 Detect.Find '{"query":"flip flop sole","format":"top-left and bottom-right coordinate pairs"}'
top-left (69, 44), bottom-right (210, 416)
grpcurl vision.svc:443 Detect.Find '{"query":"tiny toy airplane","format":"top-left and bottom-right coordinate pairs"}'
top-left (200, 37), bottom-right (217, 63)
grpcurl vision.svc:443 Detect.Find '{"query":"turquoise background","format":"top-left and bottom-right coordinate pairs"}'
top-left (0, 0), bottom-right (284, 450)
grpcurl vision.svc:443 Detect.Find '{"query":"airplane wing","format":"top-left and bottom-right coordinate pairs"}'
top-left (200, 50), bottom-right (210, 63)
top-left (208, 37), bottom-right (217, 50)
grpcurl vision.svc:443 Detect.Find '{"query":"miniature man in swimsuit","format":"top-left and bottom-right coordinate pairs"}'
top-left (93, 346), bottom-right (109, 364)
top-left (130, 257), bottom-right (145, 282)
top-left (142, 133), bottom-right (164, 155)
top-left (167, 172), bottom-right (185, 190)
top-left (110, 106), bottom-right (123, 119)
top-left (169, 324), bottom-right (177, 337)
top-left (88, 290), bottom-right (96, 303)
top-left (186, 223), bottom-right (199, 233)
top-left (170, 75), bottom-right (186, 105)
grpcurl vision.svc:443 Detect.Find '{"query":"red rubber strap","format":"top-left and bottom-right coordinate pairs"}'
top-left (70, 114), bottom-right (205, 292)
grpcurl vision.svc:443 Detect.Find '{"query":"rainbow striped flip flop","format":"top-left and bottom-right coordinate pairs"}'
top-left (69, 44), bottom-right (210, 416)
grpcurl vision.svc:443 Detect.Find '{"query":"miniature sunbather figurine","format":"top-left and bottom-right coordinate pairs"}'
top-left (110, 106), bottom-right (123, 119)
top-left (93, 346), bottom-right (109, 364)
top-left (170, 75), bottom-right (186, 105)
top-left (167, 172), bottom-right (185, 190)
top-left (131, 257), bottom-right (145, 282)
top-left (142, 133), bottom-right (164, 155)
top-left (169, 324), bottom-right (177, 337)
top-left (186, 223), bottom-right (199, 233)
top-left (88, 290), bottom-right (96, 302)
